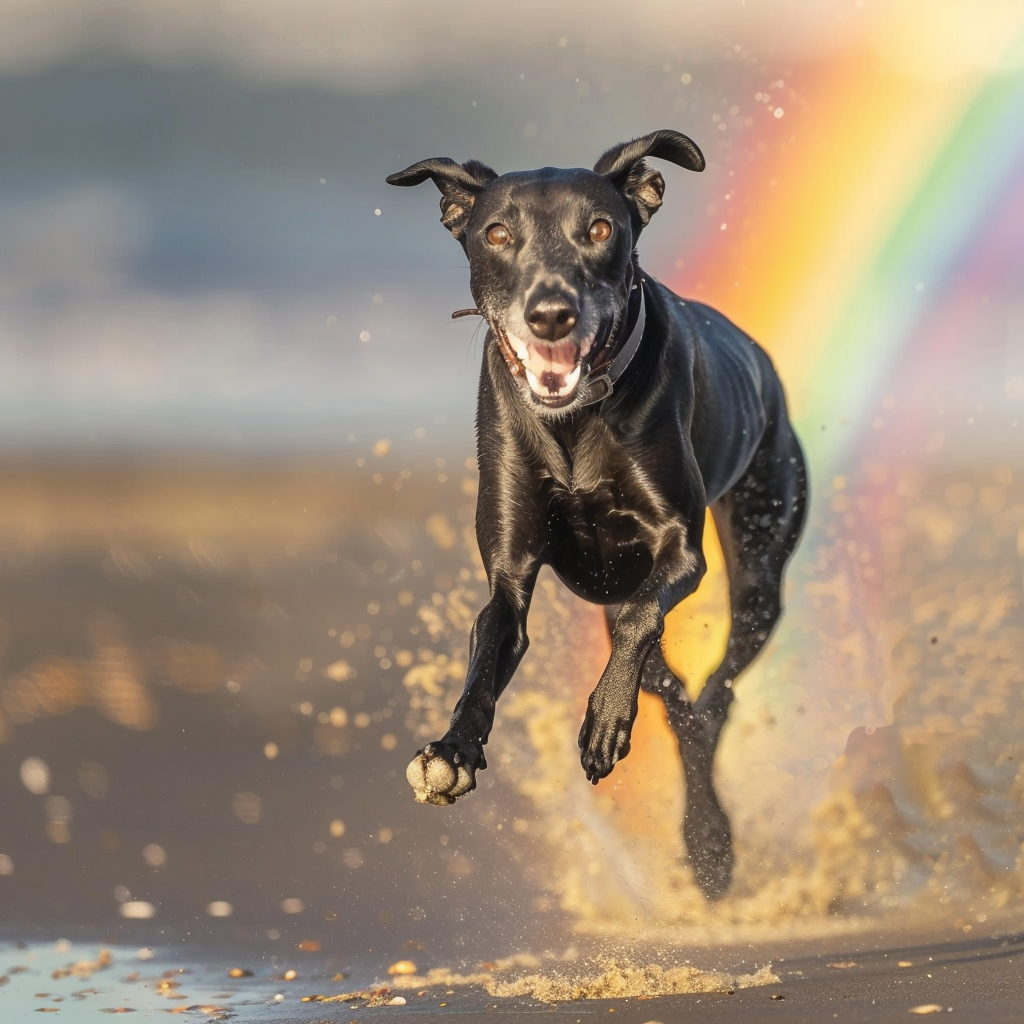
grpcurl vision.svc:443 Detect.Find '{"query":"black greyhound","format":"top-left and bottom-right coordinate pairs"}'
top-left (387, 130), bottom-right (807, 898)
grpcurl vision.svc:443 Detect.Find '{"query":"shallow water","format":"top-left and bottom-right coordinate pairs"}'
top-left (1, 448), bottom-right (1022, 1012)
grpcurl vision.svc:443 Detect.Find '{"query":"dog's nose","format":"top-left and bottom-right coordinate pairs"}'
top-left (526, 295), bottom-right (579, 342)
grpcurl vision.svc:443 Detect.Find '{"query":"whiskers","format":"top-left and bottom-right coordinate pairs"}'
top-left (450, 307), bottom-right (490, 366)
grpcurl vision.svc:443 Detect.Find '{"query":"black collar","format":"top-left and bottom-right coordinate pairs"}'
top-left (580, 278), bottom-right (647, 406)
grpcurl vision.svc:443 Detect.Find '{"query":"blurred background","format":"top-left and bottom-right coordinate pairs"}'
top-left (1, 0), bottom-right (1024, 1009)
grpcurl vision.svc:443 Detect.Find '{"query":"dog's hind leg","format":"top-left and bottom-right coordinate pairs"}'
top-left (683, 416), bottom-right (807, 896)
top-left (697, 418), bottom-right (808, 747)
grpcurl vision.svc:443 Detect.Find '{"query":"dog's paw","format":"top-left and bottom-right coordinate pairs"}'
top-left (405, 743), bottom-right (477, 806)
top-left (578, 712), bottom-right (632, 784)
top-left (683, 790), bottom-right (734, 901)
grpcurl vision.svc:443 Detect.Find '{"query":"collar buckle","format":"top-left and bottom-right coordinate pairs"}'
top-left (580, 374), bottom-right (613, 406)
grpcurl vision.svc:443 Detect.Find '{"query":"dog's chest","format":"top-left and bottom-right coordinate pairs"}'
top-left (547, 478), bottom-right (657, 602)
top-left (553, 479), bottom-right (642, 541)
top-left (546, 422), bottom-right (664, 520)
top-left (543, 431), bottom-right (665, 600)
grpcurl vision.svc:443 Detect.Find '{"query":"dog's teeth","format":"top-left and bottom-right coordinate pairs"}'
top-left (523, 363), bottom-right (582, 399)
top-left (508, 334), bottom-right (530, 361)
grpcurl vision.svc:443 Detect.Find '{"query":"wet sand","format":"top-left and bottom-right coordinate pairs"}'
top-left (1, 928), bottom-right (1022, 1021)
top-left (1, 449), bottom-right (1022, 1019)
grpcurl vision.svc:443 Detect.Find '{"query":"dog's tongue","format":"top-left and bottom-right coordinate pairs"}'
top-left (524, 339), bottom-right (577, 377)
top-left (503, 333), bottom-right (583, 399)
top-left (519, 338), bottom-right (581, 399)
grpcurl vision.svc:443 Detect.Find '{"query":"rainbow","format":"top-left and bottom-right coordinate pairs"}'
top-left (649, 31), bottom-right (1024, 729)
top-left (672, 35), bottom-right (1024, 474)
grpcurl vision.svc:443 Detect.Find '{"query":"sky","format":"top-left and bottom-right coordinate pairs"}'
top-left (0, 0), bottom-right (1021, 454)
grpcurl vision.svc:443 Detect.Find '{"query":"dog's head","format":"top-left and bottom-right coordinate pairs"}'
top-left (387, 130), bottom-right (704, 414)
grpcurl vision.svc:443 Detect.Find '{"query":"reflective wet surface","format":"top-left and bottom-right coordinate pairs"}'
top-left (0, 450), bottom-right (561, 960)
top-left (2, 447), bottom-right (1024, 1018)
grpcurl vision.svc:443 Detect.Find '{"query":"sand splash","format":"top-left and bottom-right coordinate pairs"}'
top-left (387, 952), bottom-right (778, 1001)
top-left (403, 464), bottom-right (1024, 938)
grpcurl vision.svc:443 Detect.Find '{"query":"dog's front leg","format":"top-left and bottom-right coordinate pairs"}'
top-left (406, 563), bottom-right (539, 805)
top-left (579, 525), bottom-right (706, 783)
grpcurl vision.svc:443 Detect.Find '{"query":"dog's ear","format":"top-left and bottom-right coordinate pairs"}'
top-left (594, 130), bottom-right (704, 226)
top-left (386, 157), bottom-right (498, 239)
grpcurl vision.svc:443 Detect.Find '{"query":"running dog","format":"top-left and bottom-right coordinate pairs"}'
top-left (387, 130), bottom-right (807, 898)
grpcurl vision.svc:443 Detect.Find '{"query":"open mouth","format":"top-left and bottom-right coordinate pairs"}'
top-left (497, 320), bottom-right (612, 408)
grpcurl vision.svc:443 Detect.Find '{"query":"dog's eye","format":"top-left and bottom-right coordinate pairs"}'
top-left (589, 219), bottom-right (612, 243)
top-left (486, 224), bottom-right (511, 246)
